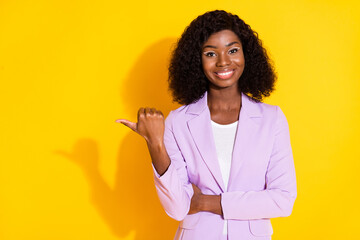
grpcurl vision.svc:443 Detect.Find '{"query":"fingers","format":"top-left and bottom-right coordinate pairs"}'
top-left (116, 107), bottom-right (164, 132)
top-left (137, 107), bottom-right (164, 120)
top-left (115, 119), bottom-right (137, 132)
top-left (137, 108), bottom-right (145, 121)
top-left (143, 107), bottom-right (157, 116)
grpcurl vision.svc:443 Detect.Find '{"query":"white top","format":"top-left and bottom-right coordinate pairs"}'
top-left (211, 120), bottom-right (238, 236)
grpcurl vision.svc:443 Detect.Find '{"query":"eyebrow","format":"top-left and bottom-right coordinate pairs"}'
top-left (203, 41), bottom-right (240, 49)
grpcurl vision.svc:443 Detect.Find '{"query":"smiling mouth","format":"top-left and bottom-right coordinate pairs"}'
top-left (215, 70), bottom-right (235, 79)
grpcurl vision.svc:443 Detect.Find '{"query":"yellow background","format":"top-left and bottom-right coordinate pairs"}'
top-left (1, 0), bottom-right (359, 239)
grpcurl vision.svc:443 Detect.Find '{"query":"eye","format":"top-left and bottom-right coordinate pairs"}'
top-left (204, 52), bottom-right (216, 57)
top-left (229, 48), bottom-right (239, 54)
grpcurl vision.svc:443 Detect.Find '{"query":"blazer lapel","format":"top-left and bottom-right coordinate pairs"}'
top-left (186, 91), bottom-right (263, 193)
top-left (227, 93), bottom-right (262, 191)
top-left (186, 91), bottom-right (226, 192)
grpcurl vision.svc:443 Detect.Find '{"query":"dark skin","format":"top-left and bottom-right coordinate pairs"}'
top-left (116, 30), bottom-right (244, 217)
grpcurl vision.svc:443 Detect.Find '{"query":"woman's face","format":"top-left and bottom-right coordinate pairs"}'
top-left (201, 29), bottom-right (245, 91)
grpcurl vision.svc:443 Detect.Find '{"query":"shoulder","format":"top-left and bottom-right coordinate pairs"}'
top-left (255, 100), bottom-right (278, 114)
top-left (244, 94), bottom-right (289, 128)
top-left (243, 94), bottom-right (279, 118)
top-left (255, 99), bottom-right (289, 131)
top-left (164, 105), bottom-right (189, 128)
top-left (165, 93), bottom-right (206, 124)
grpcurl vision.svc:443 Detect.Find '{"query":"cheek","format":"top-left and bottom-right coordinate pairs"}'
top-left (202, 59), bottom-right (213, 72)
top-left (234, 57), bottom-right (245, 68)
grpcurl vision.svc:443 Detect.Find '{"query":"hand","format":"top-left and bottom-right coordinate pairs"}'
top-left (188, 184), bottom-right (203, 215)
top-left (117, 107), bottom-right (169, 175)
top-left (116, 107), bottom-right (165, 145)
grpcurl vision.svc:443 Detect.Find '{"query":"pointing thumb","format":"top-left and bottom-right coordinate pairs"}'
top-left (115, 119), bottom-right (137, 132)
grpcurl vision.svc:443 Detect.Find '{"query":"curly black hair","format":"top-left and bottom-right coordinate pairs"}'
top-left (168, 10), bottom-right (277, 104)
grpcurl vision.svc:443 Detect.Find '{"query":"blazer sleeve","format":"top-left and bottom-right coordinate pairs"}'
top-left (221, 106), bottom-right (297, 220)
top-left (151, 110), bottom-right (194, 221)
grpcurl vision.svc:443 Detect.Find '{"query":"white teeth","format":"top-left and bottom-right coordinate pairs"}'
top-left (218, 71), bottom-right (233, 76)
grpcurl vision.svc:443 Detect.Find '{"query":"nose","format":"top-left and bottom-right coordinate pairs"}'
top-left (216, 53), bottom-right (231, 67)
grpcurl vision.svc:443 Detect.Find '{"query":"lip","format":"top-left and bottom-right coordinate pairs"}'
top-left (215, 69), bottom-right (235, 80)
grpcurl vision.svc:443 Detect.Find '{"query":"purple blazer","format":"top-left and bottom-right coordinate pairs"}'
top-left (152, 91), bottom-right (297, 240)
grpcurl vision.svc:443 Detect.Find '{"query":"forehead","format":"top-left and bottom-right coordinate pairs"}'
top-left (204, 29), bottom-right (241, 44)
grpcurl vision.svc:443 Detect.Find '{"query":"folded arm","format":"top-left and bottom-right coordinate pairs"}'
top-left (190, 106), bottom-right (297, 220)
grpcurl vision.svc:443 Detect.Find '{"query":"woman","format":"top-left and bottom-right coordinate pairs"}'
top-left (116, 10), bottom-right (297, 240)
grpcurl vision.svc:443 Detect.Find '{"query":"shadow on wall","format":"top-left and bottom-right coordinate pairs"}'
top-left (57, 38), bottom-right (182, 239)
top-left (120, 38), bottom-right (181, 117)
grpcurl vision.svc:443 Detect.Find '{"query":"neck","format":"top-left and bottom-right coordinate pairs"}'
top-left (207, 87), bottom-right (242, 111)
